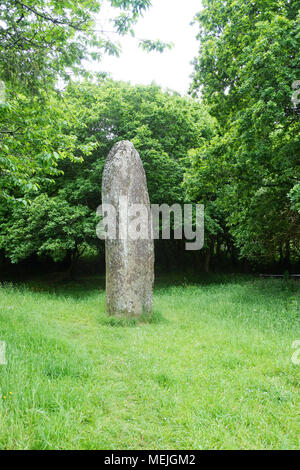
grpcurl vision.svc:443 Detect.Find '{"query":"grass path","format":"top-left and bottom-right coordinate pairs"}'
top-left (0, 275), bottom-right (299, 449)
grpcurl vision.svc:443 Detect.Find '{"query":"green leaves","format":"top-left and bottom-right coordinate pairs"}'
top-left (62, 78), bottom-right (211, 207)
top-left (139, 39), bottom-right (173, 53)
top-left (0, 0), bottom-right (166, 204)
top-left (0, 193), bottom-right (98, 263)
top-left (188, 0), bottom-right (300, 263)
top-left (289, 184), bottom-right (300, 213)
top-left (0, 87), bottom-right (96, 204)
top-left (0, 78), bottom-right (212, 265)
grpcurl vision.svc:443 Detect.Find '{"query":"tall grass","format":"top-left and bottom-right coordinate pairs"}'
top-left (0, 275), bottom-right (299, 449)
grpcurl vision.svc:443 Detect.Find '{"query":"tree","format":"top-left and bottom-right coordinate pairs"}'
top-left (0, 0), bottom-right (170, 203)
top-left (0, 193), bottom-right (98, 277)
top-left (0, 88), bottom-right (97, 203)
top-left (0, 79), bottom-right (213, 270)
top-left (0, 0), bottom-right (163, 90)
top-left (187, 0), bottom-right (300, 265)
top-left (59, 78), bottom-right (213, 207)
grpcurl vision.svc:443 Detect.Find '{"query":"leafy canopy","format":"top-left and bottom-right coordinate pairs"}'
top-left (186, 0), bottom-right (300, 263)
top-left (0, 0), bottom-right (170, 203)
top-left (0, 79), bottom-right (212, 265)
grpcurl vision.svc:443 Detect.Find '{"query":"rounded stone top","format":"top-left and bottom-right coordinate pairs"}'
top-left (107, 140), bottom-right (135, 160)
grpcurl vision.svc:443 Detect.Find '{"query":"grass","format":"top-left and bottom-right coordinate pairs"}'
top-left (0, 274), bottom-right (299, 450)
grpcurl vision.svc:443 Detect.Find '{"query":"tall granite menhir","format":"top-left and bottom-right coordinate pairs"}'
top-left (102, 141), bottom-right (154, 318)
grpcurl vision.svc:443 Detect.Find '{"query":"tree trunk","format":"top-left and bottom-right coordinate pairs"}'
top-left (204, 251), bottom-right (211, 273)
top-left (284, 240), bottom-right (291, 268)
top-left (67, 247), bottom-right (81, 280)
top-left (204, 239), bottom-right (215, 273)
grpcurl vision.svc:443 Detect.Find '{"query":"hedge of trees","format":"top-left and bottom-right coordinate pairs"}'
top-left (0, 0), bottom-right (299, 275)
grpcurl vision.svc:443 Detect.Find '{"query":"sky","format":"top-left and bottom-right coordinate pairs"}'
top-left (87, 0), bottom-right (202, 95)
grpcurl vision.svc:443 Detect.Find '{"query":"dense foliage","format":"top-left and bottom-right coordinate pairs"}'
top-left (0, 0), bottom-right (168, 202)
top-left (0, 80), bottom-right (212, 269)
top-left (0, 0), bottom-right (299, 274)
top-left (186, 0), bottom-right (300, 266)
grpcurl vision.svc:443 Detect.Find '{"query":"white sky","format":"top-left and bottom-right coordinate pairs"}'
top-left (87, 0), bottom-right (202, 95)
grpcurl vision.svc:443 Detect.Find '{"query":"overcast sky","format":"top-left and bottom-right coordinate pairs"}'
top-left (87, 0), bottom-right (202, 95)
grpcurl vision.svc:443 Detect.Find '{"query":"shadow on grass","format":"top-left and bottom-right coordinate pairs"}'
top-left (1, 272), bottom-right (299, 304)
top-left (0, 272), bottom-right (243, 302)
top-left (154, 272), bottom-right (254, 288)
top-left (0, 275), bottom-right (106, 300)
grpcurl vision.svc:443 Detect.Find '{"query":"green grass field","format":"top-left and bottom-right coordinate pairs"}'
top-left (0, 275), bottom-right (299, 450)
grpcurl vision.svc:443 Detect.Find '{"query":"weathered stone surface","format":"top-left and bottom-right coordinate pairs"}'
top-left (102, 141), bottom-right (154, 318)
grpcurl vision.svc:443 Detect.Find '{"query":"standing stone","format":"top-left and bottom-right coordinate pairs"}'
top-left (102, 141), bottom-right (154, 318)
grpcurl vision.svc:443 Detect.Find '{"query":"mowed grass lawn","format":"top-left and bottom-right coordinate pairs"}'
top-left (0, 275), bottom-right (299, 450)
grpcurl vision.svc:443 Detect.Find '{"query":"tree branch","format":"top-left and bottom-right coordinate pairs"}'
top-left (15, 1), bottom-right (89, 31)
